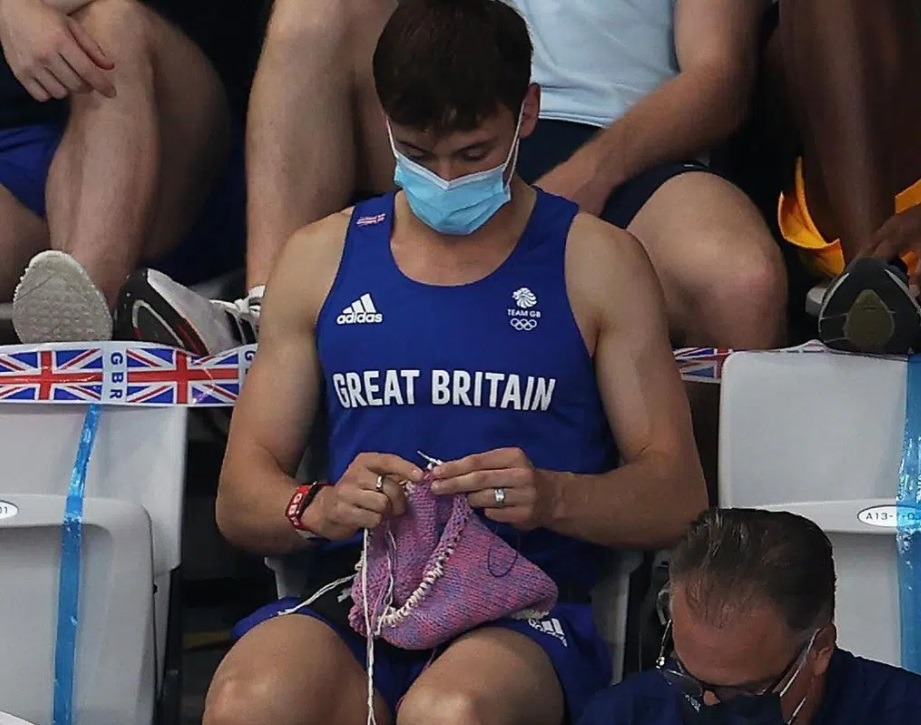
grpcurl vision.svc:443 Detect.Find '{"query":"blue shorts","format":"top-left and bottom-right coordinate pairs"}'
top-left (234, 550), bottom-right (612, 723)
top-left (517, 119), bottom-right (714, 229)
top-left (0, 122), bottom-right (246, 285)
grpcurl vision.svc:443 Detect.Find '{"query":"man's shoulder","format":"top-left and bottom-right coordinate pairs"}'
top-left (564, 212), bottom-right (658, 310)
top-left (288, 209), bottom-right (353, 257)
top-left (566, 211), bottom-right (645, 269)
top-left (568, 210), bottom-right (633, 242)
top-left (267, 209), bottom-right (356, 323)
top-left (578, 670), bottom-right (681, 725)
top-left (818, 649), bottom-right (921, 724)
top-left (293, 196), bottom-right (394, 246)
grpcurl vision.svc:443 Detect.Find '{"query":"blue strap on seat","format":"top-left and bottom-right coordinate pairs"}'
top-left (898, 356), bottom-right (921, 674)
top-left (53, 404), bottom-right (102, 725)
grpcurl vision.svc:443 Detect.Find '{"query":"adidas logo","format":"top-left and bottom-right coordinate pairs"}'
top-left (528, 617), bottom-right (568, 647)
top-left (336, 293), bottom-right (383, 325)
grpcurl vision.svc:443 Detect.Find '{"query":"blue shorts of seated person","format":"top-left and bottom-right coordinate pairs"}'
top-left (517, 119), bottom-right (717, 229)
top-left (234, 546), bottom-right (612, 723)
top-left (0, 122), bottom-right (245, 286)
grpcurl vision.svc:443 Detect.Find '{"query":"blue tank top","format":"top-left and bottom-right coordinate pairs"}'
top-left (316, 190), bottom-right (618, 590)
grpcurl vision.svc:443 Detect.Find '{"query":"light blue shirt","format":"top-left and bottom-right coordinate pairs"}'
top-left (504, 0), bottom-right (679, 128)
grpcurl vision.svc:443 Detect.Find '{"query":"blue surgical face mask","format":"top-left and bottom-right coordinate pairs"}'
top-left (388, 110), bottom-right (523, 236)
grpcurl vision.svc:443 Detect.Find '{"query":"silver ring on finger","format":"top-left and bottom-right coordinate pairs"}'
top-left (375, 474), bottom-right (385, 493)
top-left (494, 487), bottom-right (506, 507)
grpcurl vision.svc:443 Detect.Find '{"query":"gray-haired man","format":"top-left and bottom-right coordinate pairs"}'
top-left (580, 508), bottom-right (921, 724)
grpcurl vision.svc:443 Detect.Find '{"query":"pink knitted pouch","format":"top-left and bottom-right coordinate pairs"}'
top-left (349, 473), bottom-right (559, 651)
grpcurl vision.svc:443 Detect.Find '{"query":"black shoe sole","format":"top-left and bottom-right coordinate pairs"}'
top-left (113, 270), bottom-right (211, 356)
top-left (819, 258), bottom-right (921, 355)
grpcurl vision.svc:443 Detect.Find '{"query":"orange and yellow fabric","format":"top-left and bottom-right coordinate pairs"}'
top-left (778, 157), bottom-right (920, 278)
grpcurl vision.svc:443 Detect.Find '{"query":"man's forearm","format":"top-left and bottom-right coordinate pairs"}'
top-left (216, 445), bottom-right (317, 556)
top-left (544, 453), bottom-right (708, 549)
top-left (580, 67), bottom-right (752, 194)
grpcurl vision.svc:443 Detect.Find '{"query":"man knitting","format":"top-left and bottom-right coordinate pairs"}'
top-left (204, 2), bottom-right (707, 724)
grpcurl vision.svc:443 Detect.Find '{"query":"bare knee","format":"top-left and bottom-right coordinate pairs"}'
top-left (204, 668), bottom-right (321, 725)
top-left (266, 0), bottom-right (347, 50)
top-left (729, 245), bottom-right (786, 317)
top-left (67, 0), bottom-right (156, 108)
top-left (698, 242), bottom-right (788, 348)
top-left (398, 685), bottom-right (493, 725)
top-left (204, 672), bottom-right (276, 725)
top-left (203, 636), bottom-right (367, 725)
top-left (266, 0), bottom-right (393, 52)
top-left (73, 0), bottom-right (154, 53)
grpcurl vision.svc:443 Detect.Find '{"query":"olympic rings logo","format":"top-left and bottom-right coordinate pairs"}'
top-left (510, 318), bottom-right (538, 331)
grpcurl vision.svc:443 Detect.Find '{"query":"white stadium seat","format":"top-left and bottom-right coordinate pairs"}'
top-left (0, 712), bottom-right (41, 725)
top-left (719, 349), bottom-right (905, 667)
top-left (0, 404), bottom-right (187, 724)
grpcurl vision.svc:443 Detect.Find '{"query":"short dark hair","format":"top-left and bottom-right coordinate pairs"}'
top-left (669, 509), bottom-right (836, 637)
top-left (373, 0), bottom-right (533, 135)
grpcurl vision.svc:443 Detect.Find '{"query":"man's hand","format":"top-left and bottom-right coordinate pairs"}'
top-left (864, 205), bottom-right (921, 285)
top-left (0, 0), bottom-right (115, 102)
top-left (430, 447), bottom-right (558, 531)
top-left (534, 144), bottom-right (618, 217)
top-left (306, 453), bottom-right (424, 541)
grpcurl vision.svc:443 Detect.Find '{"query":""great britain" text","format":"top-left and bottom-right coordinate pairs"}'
top-left (330, 369), bottom-right (556, 412)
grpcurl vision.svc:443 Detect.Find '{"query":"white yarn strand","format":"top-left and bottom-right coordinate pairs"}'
top-left (362, 527), bottom-right (377, 725)
top-left (362, 461), bottom-right (439, 724)
top-left (362, 526), bottom-right (397, 725)
top-left (276, 574), bottom-right (355, 617)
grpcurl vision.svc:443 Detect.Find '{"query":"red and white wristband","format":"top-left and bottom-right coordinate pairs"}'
top-left (285, 482), bottom-right (327, 539)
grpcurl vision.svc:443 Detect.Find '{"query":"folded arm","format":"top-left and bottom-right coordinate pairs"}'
top-left (538, 0), bottom-right (768, 213)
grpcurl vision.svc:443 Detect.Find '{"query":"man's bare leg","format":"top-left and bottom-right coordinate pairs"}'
top-left (628, 172), bottom-right (787, 349)
top-left (0, 186), bottom-right (48, 302)
top-left (111, 0), bottom-right (396, 355)
top-left (775, 0), bottom-right (921, 259)
top-left (13, 0), bottom-right (229, 343)
top-left (51, 0), bottom-right (229, 296)
top-left (245, 0), bottom-right (396, 290)
top-left (629, 172), bottom-right (787, 499)
top-left (204, 615), bottom-right (390, 725)
top-left (398, 628), bottom-right (564, 725)
top-left (765, 0), bottom-right (921, 354)
top-left (44, 0), bottom-right (157, 307)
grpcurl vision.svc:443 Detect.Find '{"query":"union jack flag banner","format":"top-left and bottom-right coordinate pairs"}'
top-left (121, 346), bottom-right (248, 405)
top-left (0, 340), bottom-right (834, 407)
top-left (0, 342), bottom-right (256, 407)
top-left (0, 347), bottom-right (105, 403)
top-left (673, 347), bottom-right (733, 384)
top-left (674, 340), bottom-right (829, 384)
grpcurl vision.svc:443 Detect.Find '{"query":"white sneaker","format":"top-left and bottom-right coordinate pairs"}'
top-left (12, 250), bottom-right (113, 343)
top-left (114, 268), bottom-right (258, 355)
